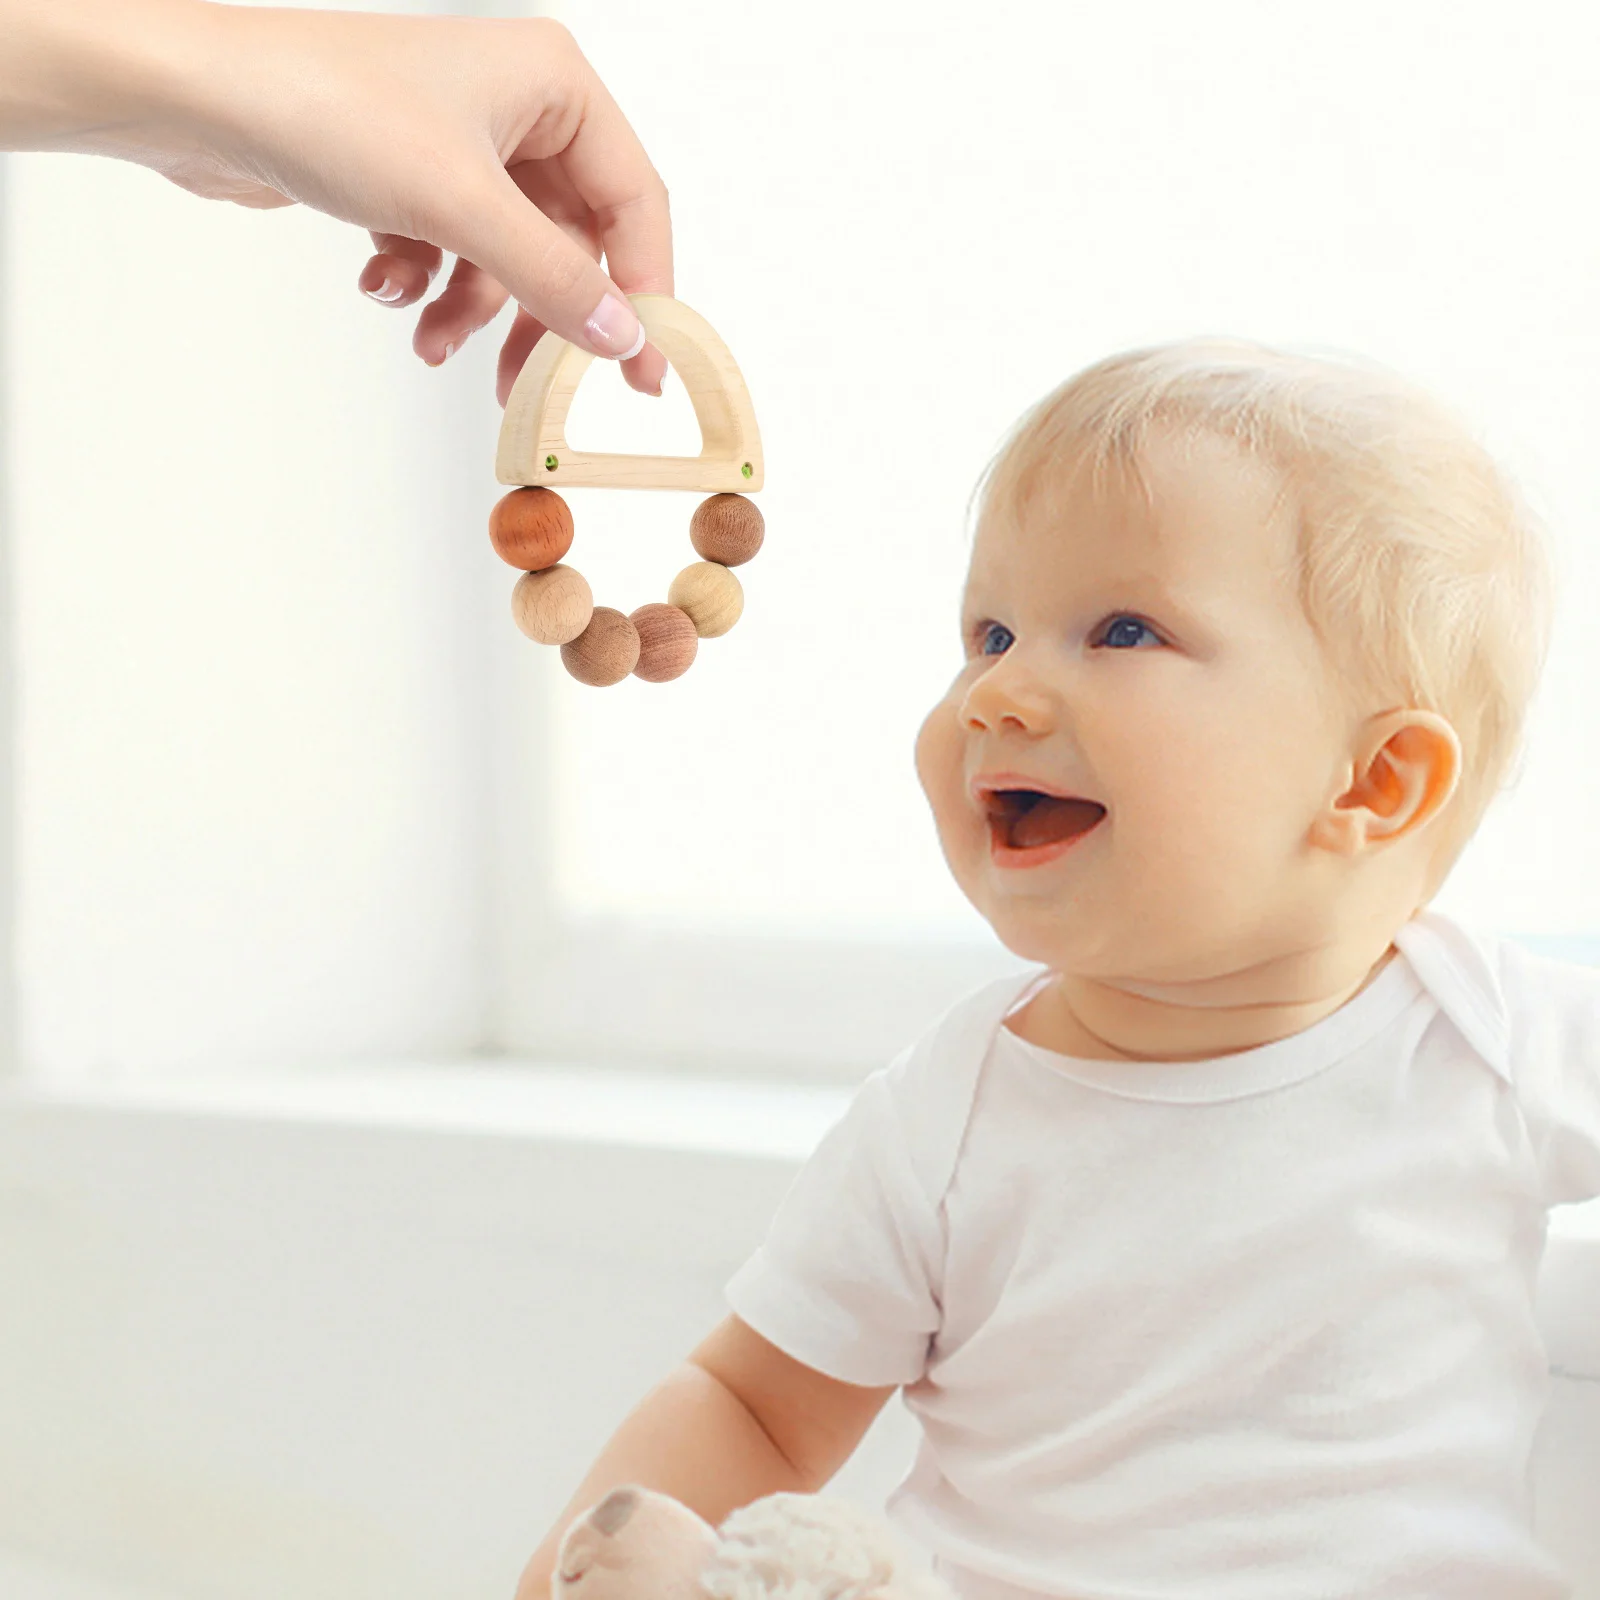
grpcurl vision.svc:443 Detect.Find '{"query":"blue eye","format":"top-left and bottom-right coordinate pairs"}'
top-left (1097, 614), bottom-right (1161, 649)
top-left (978, 621), bottom-right (1015, 656)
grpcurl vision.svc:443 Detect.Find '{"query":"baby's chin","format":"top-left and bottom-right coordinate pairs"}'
top-left (952, 863), bottom-right (1105, 971)
top-left (987, 905), bottom-right (1097, 969)
top-left (983, 904), bottom-right (1194, 993)
top-left (950, 842), bottom-right (1180, 982)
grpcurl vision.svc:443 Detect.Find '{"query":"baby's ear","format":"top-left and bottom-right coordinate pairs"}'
top-left (1311, 708), bottom-right (1462, 858)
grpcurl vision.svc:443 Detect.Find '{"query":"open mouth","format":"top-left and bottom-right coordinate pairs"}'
top-left (981, 787), bottom-right (1107, 855)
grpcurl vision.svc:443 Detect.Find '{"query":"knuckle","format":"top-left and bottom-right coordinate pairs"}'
top-left (530, 16), bottom-right (580, 59)
top-left (536, 245), bottom-right (590, 306)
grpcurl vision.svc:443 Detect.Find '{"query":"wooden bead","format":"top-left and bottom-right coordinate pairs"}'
top-left (667, 562), bottom-right (744, 638)
top-left (560, 606), bottom-right (640, 686)
top-left (490, 487), bottom-right (573, 570)
top-left (629, 604), bottom-right (699, 682)
top-left (689, 493), bottom-right (765, 567)
top-left (512, 564), bottom-right (593, 646)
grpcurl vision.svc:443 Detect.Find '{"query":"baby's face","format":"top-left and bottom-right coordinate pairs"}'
top-left (916, 429), bottom-right (1359, 980)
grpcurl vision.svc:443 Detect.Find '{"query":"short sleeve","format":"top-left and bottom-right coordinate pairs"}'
top-left (1499, 938), bottom-right (1600, 1206)
top-left (724, 1049), bottom-right (945, 1388)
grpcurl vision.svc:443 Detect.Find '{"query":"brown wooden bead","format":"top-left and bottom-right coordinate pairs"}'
top-left (512, 564), bottom-right (593, 646)
top-left (667, 562), bottom-right (744, 638)
top-left (490, 487), bottom-right (574, 571)
top-left (628, 604), bottom-right (699, 682)
top-left (689, 493), bottom-right (765, 567)
top-left (560, 606), bottom-right (640, 686)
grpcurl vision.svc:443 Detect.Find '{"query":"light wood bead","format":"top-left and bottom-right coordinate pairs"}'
top-left (490, 487), bottom-right (574, 570)
top-left (560, 606), bottom-right (640, 686)
top-left (629, 604), bottom-right (699, 682)
top-left (512, 564), bottom-right (593, 646)
top-left (689, 493), bottom-right (765, 567)
top-left (667, 562), bottom-right (744, 638)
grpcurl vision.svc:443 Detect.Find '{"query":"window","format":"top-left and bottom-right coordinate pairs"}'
top-left (2, 0), bottom-right (1595, 1081)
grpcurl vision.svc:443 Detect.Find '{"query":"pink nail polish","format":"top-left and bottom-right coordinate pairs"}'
top-left (367, 277), bottom-right (404, 304)
top-left (584, 293), bottom-right (646, 360)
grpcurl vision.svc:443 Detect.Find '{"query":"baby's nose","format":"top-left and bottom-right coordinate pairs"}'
top-left (960, 649), bottom-right (1058, 735)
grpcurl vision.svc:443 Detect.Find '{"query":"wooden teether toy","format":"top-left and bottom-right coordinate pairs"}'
top-left (491, 294), bottom-right (765, 686)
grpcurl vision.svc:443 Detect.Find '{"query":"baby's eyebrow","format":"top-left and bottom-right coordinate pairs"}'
top-left (963, 572), bottom-right (1213, 619)
top-left (1112, 575), bottom-right (1214, 627)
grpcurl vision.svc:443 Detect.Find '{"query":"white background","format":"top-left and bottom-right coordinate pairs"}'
top-left (550, 0), bottom-right (1600, 937)
top-left (2, 0), bottom-right (1597, 1080)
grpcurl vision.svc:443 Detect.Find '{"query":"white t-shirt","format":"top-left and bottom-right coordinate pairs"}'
top-left (723, 910), bottom-right (1600, 1600)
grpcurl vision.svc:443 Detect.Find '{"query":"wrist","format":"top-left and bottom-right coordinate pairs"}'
top-left (0, 0), bottom-right (221, 158)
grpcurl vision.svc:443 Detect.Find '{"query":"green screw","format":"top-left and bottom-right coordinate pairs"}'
top-left (741, 461), bottom-right (753, 479)
top-left (545, 454), bottom-right (559, 471)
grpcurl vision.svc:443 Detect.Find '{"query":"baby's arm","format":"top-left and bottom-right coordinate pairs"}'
top-left (513, 1313), bottom-right (897, 1600)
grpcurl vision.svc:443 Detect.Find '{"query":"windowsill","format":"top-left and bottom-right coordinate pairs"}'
top-left (4, 1059), bottom-right (1600, 1240)
top-left (0, 1058), bottom-right (853, 1163)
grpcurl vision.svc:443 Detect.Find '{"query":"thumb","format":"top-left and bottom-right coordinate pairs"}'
top-left (451, 164), bottom-right (648, 363)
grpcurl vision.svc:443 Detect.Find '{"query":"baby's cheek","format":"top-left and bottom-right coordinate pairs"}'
top-left (914, 699), bottom-right (965, 827)
top-left (915, 696), bottom-right (1000, 924)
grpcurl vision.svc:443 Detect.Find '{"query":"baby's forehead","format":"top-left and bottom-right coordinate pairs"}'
top-left (967, 428), bottom-right (1303, 598)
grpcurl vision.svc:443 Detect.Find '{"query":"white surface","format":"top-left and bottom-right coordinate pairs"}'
top-left (0, 1076), bottom-right (919, 1600)
top-left (0, 1547), bottom-right (165, 1600)
top-left (0, 1078), bottom-right (1596, 1600)
top-left (24, 1058), bottom-right (852, 1160)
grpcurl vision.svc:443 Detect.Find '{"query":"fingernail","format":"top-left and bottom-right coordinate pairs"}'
top-left (367, 277), bottom-right (404, 304)
top-left (443, 342), bottom-right (456, 361)
top-left (584, 293), bottom-right (646, 361)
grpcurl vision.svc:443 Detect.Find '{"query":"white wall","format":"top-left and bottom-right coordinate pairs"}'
top-left (1, 152), bottom-right (509, 1075)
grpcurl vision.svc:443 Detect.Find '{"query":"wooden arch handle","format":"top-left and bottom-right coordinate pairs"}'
top-left (495, 294), bottom-right (764, 494)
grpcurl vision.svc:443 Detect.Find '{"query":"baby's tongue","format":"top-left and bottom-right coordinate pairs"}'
top-left (1011, 796), bottom-right (1106, 849)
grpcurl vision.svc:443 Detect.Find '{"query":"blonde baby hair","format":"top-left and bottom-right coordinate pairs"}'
top-left (971, 339), bottom-right (1556, 900)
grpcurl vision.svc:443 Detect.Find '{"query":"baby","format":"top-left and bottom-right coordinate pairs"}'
top-left (515, 342), bottom-right (1600, 1600)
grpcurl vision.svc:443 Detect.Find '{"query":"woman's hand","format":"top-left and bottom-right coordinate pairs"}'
top-left (0, 0), bottom-right (672, 404)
